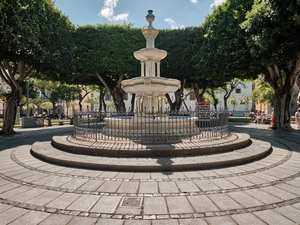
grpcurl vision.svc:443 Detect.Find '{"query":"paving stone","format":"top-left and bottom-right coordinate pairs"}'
top-left (205, 215), bottom-right (238, 225)
top-left (0, 183), bottom-right (20, 194)
top-left (150, 172), bottom-right (169, 180)
top-left (225, 177), bottom-right (253, 187)
top-left (77, 179), bottom-right (104, 192)
top-left (199, 170), bottom-right (219, 177)
top-left (46, 192), bottom-right (80, 209)
top-left (178, 218), bottom-right (208, 225)
top-left (91, 195), bottom-right (122, 213)
top-left (115, 172), bottom-right (134, 179)
top-left (208, 194), bottom-right (242, 211)
top-left (11, 187), bottom-right (47, 202)
top-left (230, 213), bottom-right (266, 225)
top-left (158, 181), bottom-right (179, 193)
top-left (67, 194), bottom-right (100, 211)
top-left (254, 209), bottom-right (296, 225)
top-left (124, 220), bottom-right (151, 225)
top-left (133, 173), bottom-right (151, 180)
top-left (0, 203), bottom-right (12, 213)
top-left (166, 196), bottom-right (194, 214)
top-left (0, 186), bottom-right (31, 199)
top-left (26, 190), bottom-right (63, 206)
top-left (144, 196), bottom-right (168, 215)
top-left (38, 214), bottom-right (73, 225)
top-left (9, 210), bottom-right (50, 225)
top-left (95, 218), bottom-right (124, 225)
top-left (211, 178), bottom-right (238, 189)
top-left (167, 172), bottom-right (186, 179)
top-left (117, 182), bottom-right (139, 194)
top-left (261, 186), bottom-right (298, 200)
top-left (275, 205), bottom-right (300, 223)
top-left (176, 181), bottom-right (200, 193)
top-left (100, 171), bottom-right (118, 178)
top-left (44, 176), bottom-right (73, 187)
top-left (139, 181), bottom-right (158, 193)
top-left (60, 178), bottom-right (89, 190)
top-left (67, 216), bottom-right (98, 225)
top-left (187, 195), bottom-right (219, 212)
top-left (0, 207), bottom-right (29, 224)
top-left (193, 180), bottom-right (220, 192)
top-left (245, 189), bottom-right (281, 204)
top-left (227, 191), bottom-right (264, 208)
top-left (241, 174), bottom-right (266, 185)
top-left (97, 181), bottom-right (122, 193)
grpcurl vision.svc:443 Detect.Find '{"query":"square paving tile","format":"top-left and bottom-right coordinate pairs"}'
top-left (144, 196), bottom-right (168, 215)
top-left (67, 194), bottom-right (100, 211)
top-left (254, 209), bottom-right (296, 225)
top-left (91, 195), bottom-right (122, 213)
top-left (231, 213), bottom-right (266, 225)
top-left (166, 196), bottom-right (194, 214)
top-left (208, 193), bottom-right (242, 210)
top-left (139, 181), bottom-right (158, 193)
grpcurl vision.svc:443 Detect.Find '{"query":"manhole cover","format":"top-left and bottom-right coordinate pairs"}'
top-left (120, 197), bottom-right (142, 208)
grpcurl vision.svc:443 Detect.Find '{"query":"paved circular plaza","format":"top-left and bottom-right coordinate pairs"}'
top-left (0, 123), bottom-right (299, 225)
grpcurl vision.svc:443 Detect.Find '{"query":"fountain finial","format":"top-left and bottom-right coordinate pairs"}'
top-left (146, 10), bottom-right (155, 28)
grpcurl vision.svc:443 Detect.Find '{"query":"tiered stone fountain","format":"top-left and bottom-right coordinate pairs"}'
top-left (104, 10), bottom-right (198, 137)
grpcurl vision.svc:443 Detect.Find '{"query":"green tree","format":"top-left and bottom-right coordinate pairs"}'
top-left (221, 79), bottom-right (246, 110)
top-left (241, 0), bottom-right (300, 129)
top-left (70, 24), bottom-right (143, 113)
top-left (206, 89), bottom-right (221, 110)
top-left (251, 78), bottom-right (274, 106)
top-left (40, 102), bottom-right (53, 115)
top-left (0, 0), bottom-right (74, 135)
top-left (196, 0), bottom-right (257, 104)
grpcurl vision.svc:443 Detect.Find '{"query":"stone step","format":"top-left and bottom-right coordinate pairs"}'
top-left (31, 138), bottom-right (271, 172)
top-left (51, 133), bottom-right (250, 157)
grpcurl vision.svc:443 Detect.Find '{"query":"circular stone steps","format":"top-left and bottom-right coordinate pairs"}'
top-left (31, 133), bottom-right (272, 171)
top-left (51, 133), bottom-right (250, 157)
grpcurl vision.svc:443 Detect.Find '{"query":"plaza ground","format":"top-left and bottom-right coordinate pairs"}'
top-left (0, 122), bottom-right (299, 225)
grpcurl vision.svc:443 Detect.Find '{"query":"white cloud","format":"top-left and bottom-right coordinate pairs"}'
top-left (99, 0), bottom-right (129, 22)
top-left (164, 18), bottom-right (184, 29)
top-left (210, 0), bottom-right (226, 8)
top-left (191, 0), bottom-right (198, 3)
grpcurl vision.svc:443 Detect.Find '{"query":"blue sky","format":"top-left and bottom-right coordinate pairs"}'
top-left (53, 0), bottom-right (226, 29)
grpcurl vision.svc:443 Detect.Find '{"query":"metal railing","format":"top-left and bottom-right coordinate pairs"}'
top-left (73, 109), bottom-right (229, 144)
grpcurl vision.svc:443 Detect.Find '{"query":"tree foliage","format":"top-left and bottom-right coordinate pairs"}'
top-left (241, 0), bottom-right (300, 129)
top-left (0, 0), bottom-right (74, 135)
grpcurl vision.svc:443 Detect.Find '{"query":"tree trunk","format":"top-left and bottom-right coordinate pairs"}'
top-left (96, 73), bottom-right (126, 113)
top-left (223, 93), bottom-right (229, 110)
top-left (272, 90), bottom-right (293, 130)
top-left (0, 86), bottom-right (21, 135)
top-left (264, 59), bottom-right (300, 130)
top-left (98, 86), bottom-right (105, 112)
top-left (193, 84), bottom-right (207, 102)
top-left (166, 80), bottom-right (186, 112)
top-left (112, 86), bottom-right (126, 113)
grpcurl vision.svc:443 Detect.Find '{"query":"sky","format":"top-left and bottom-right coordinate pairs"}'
top-left (53, 0), bottom-right (226, 29)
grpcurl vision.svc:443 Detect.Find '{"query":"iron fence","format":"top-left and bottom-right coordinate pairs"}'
top-left (73, 109), bottom-right (229, 144)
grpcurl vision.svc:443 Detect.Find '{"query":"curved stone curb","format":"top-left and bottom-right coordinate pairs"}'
top-left (52, 133), bottom-right (250, 157)
top-left (31, 138), bottom-right (271, 172)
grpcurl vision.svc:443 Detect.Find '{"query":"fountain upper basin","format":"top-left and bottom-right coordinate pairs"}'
top-left (134, 48), bottom-right (167, 61)
top-left (121, 77), bottom-right (180, 96)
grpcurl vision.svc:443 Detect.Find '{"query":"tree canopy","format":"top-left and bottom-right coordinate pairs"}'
top-left (0, 0), bottom-right (74, 135)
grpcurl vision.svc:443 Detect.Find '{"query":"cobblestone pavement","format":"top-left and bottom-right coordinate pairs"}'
top-left (0, 123), bottom-right (299, 225)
